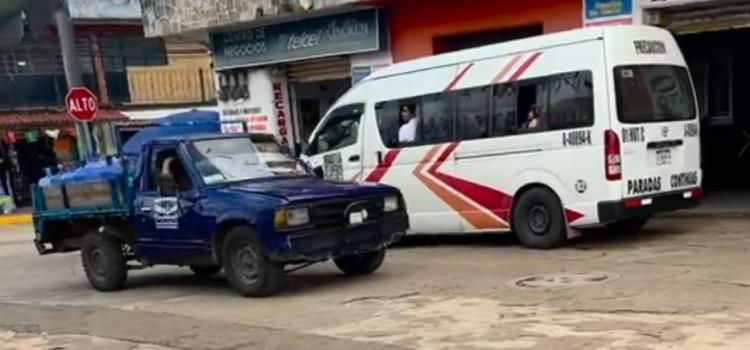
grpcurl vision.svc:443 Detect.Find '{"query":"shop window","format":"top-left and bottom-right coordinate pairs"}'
top-left (689, 59), bottom-right (732, 125)
top-left (456, 86), bottom-right (491, 140)
top-left (707, 61), bottom-right (731, 119)
top-left (310, 104), bottom-right (363, 154)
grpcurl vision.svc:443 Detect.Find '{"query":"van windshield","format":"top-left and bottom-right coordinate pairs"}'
top-left (614, 65), bottom-right (696, 123)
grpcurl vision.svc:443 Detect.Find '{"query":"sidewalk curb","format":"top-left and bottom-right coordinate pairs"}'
top-left (0, 214), bottom-right (32, 226)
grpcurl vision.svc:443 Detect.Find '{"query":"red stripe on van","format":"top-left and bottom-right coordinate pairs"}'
top-left (508, 52), bottom-right (543, 82)
top-left (444, 63), bottom-right (475, 91)
top-left (491, 55), bottom-right (522, 83)
top-left (565, 208), bottom-right (584, 224)
top-left (428, 143), bottom-right (513, 225)
top-left (364, 149), bottom-right (401, 182)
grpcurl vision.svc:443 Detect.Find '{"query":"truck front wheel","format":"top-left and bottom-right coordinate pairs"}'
top-left (222, 227), bottom-right (284, 297)
top-left (81, 232), bottom-right (127, 292)
top-left (334, 248), bottom-right (386, 276)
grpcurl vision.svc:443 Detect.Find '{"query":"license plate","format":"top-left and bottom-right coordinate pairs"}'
top-left (656, 149), bottom-right (671, 166)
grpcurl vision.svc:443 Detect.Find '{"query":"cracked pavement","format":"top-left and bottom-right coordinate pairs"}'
top-left (1, 217), bottom-right (749, 349)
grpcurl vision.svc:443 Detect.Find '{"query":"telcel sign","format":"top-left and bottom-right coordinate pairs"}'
top-left (212, 9), bottom-right (385, 70)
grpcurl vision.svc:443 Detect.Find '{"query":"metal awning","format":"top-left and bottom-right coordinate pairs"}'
top-left (646, 0), bottom-right (750, 34)
top-left (0, 109), bottom-right (126, 128)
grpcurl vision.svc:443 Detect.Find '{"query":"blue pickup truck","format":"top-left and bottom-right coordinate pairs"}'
top-left (32, 133), bottom-right (408, 297)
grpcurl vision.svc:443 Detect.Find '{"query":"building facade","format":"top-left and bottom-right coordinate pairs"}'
top-left (141, 0), bottom-right (607, 152)
top-left (641, 0), bottom-right (750, 190)
top-left (0, 0), bottom-right (213, 207)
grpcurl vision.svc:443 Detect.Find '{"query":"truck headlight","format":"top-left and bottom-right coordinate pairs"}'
top-left (383, 196), bottom-right (399, 212)
top-left (275, 207), bottom-right (310, 228)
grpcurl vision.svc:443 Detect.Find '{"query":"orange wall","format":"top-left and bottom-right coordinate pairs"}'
top-left (387, 0), bottom-right (582, 62)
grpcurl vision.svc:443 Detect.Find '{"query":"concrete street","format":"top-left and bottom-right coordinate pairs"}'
top-left (1, 217), bottom-right (749, 349)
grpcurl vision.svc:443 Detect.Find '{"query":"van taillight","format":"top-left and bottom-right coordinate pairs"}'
top-left (605, 129), bottom-right (622, 181)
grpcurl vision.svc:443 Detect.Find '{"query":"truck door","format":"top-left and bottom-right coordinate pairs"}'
top-left (305, 104), bottom-right (365, 181)
top-left (133, 145), bottom-right (207, 262)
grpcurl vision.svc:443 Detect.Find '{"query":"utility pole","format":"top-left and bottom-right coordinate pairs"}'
top-left (55, 0), bottom-right (93, 159)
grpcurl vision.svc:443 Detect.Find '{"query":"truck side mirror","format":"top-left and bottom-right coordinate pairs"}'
top-left (158, 173), bottom-right (177, 197)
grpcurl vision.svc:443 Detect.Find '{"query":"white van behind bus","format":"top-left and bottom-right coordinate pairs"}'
top-left (302, 25), bottom-right (702, 248)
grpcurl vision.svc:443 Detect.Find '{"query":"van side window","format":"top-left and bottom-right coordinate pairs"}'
top-left (375, 95), bottom-right (452, 148)
top-left (457, 86), bottom-right (491, 140)
top-left (310, 104), bottom-right (364, 155)
top-left (492, 83), bottom-right (518, 136)
top-left (418, 93), bottom-right (453, 144)
top-left (375, 101), bottom-right (401, 148)
top-left (548, 71), bottom-right (594, 130)
top-left (374, 69), bottom-right (593, 147)
top-left (516, 78), bottom-right (550, 132)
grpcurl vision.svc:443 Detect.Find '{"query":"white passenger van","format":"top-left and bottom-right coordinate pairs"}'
top-left (303, 25), bottom-right (702, 248)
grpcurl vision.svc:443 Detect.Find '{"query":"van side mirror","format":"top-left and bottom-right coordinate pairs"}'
top-left (158, 173), bottom-right (177, 197)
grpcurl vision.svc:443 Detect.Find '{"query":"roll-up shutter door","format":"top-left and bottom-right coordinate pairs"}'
top-left (652, 1), bottom-right (750, 34)
top-left (286, 56), bottom-right (351, 83)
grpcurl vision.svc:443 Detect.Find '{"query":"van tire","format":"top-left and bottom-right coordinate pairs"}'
top-left (334, 248), bottom-right (386, 276)
top-left (81, 232), bottom-right (128, 292)
top-left (190, 265), bottom-right (222, 276)
top-left (512, 187), bottom-right (567, 249)
top-left (607, 217), bottom-right (650, 234)
top-left (222, 226), bottom-right (284, 297)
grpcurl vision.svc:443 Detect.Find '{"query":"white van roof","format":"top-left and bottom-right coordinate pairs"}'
top-left (367, 25), bottom-right (661, 81)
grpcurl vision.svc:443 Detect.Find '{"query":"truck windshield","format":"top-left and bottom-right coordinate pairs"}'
top-left (188, 137), bottom-right (306, 184)
top-left (614, 65), bottom-right (697, 123)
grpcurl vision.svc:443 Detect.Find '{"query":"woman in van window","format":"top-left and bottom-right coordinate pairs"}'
top-left (524, 104), bottom-right (541, 129)
top-left (398, 104), bottom-right (418, 143)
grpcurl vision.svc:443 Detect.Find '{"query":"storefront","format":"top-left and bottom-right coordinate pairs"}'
top-left (211, 8), bottom-right (390, 149)
top-left (0, 111), bottom-right (123, 207)
top-left (642, 0), bottom-right (750, 190)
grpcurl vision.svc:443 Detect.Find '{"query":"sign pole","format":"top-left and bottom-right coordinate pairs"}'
top-left (55, 3), bottom-right (93, 159)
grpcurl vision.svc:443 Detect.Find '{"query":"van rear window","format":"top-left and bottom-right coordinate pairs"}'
top-left (614, 65), bottom-right (696, 123)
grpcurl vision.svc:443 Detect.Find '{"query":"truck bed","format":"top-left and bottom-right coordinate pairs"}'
top-left (32, 179), bottom-right (133, 255)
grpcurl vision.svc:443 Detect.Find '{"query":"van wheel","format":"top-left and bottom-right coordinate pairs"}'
top-left (607, 217), bottom-right (650, 234)
top-left (222, 227), bottom-right (284, 297)
top-left (334, 248), bottom-right (386, 276)
top-left (189, 265), bottom-right (221, 276)
top-left (81, 232), bottom-right (127, 292)
top-left (512, 187), bottom-right (567, 249)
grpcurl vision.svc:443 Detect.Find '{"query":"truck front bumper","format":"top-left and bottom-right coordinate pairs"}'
top-left (274, 213), bottom-right (409, 263)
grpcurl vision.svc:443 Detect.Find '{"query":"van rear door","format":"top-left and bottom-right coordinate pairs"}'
top-left (611, 64), bottom-right (701, 199)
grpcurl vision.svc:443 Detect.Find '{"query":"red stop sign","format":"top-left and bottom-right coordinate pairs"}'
top-left (66, 87), bottom-right (98, 122)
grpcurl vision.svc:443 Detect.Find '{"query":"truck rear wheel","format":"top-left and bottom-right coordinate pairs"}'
top-left (334, 248), bottom-right (386, 276)
top-left (222, 227), bottom-right (284, 297)
top-left (81, 232), bottom-right (127, 292)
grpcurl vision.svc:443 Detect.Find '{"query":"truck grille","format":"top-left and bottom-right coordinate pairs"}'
top-left (309, 196), bottom-right (384, 229)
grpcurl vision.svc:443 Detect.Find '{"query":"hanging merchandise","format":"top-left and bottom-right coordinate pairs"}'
top-left (4, 131), bottom-right (17, 144)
